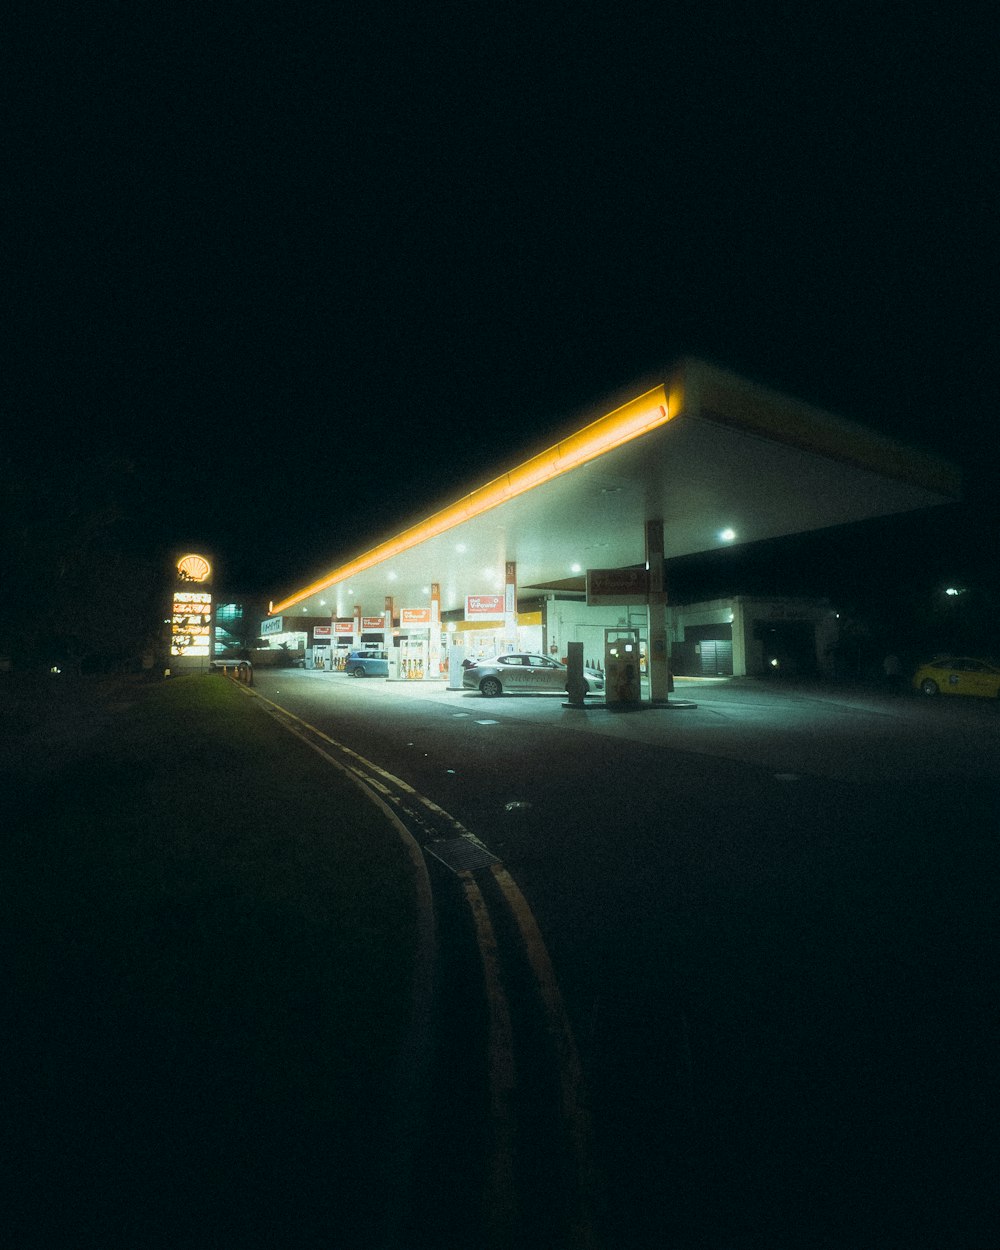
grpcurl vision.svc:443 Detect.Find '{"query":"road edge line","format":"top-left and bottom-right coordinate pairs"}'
top-left (460, 869), bottom-right (519, 1248)
top-left (230, 681), bottom-right (436, 1249)
top-left (491, 863), bottom-right (602, 1250)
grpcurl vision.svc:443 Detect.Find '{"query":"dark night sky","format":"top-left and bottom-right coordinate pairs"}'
top-left (7, 5), bottom-right (999, 606)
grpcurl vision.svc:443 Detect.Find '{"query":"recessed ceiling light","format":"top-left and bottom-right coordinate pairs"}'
top-left (719, 528), bottom-right (737, 542)
top-left (571, 563), bottom-right (582, 573)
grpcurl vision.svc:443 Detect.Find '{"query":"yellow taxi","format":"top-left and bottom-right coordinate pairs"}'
top-left (912, 655), bottom-right (1000, 699)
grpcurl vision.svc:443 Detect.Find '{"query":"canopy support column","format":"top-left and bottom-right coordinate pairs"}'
top-left (646, 519), bottom-right (670, 704)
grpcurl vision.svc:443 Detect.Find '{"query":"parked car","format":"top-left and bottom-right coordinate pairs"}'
top-left (912, 655), bottom-right (1000, 699)
top-left (345, 649), bottom-right (389, 677)
top-left (463, 652), bottom-right (605, 697)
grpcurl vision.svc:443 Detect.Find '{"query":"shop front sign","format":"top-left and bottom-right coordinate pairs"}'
top-left (586, 567), bottom-right (649, 605)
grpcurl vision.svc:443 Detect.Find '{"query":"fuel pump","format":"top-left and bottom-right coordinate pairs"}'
top-left (605, 628), bottom-right (642, 708)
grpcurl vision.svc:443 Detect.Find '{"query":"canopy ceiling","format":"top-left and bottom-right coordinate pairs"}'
top-left (271, 359), bottom-right (959, 620)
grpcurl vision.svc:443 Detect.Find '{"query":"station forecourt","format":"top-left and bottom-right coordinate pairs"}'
top-left (264, 358), bottom-right (959, 700)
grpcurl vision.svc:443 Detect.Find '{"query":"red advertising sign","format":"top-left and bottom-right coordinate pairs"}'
top-left (334, 621), bottom-right (354, 634)
top-left (401, 607), bottom-right (431, 626)
top-left (362, 616), bottom-right (385, 630)
top-left (465, 594), bottom-right (505, 620)
top-left (313, 625), bottom-right (332, 637)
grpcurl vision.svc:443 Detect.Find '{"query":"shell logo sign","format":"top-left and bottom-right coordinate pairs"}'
top-left (177, 553), bottom-right (212, 583)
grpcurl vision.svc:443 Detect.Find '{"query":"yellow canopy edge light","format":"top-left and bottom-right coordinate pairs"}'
top-left (271, 383), bottom-right (673, 614)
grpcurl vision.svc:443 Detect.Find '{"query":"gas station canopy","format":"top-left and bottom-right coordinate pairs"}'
top-left (270, 359), bottom-right (959, 620)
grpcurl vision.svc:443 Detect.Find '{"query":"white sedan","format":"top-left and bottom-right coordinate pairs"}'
top-left (462, 652), bottom-right (605, 697)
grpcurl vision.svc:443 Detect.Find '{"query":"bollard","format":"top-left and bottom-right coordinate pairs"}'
top-left (564, 641), bottom-right (588, 707)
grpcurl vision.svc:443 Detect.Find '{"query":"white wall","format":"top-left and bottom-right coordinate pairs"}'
top-left (542, 593), bottom-right (838, 678)
top-left (544, 599), bottom-right (651, 667)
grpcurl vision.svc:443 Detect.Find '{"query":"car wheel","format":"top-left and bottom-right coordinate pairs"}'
top-left (920, 678), bottom-right (939, 696)
top-left (480, 676), bottom-right (502, 697)
top-left (351, 666), bottom-right (365, 677)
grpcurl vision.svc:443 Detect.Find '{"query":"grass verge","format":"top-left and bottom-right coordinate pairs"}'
top-left (2, 673), bottom-right (420, 1249)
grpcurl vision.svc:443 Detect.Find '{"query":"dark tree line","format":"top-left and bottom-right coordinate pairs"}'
top-left (2, 455), bottom-right (164, 674)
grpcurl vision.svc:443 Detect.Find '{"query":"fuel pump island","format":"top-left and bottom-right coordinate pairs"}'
top-left (604, 630), bottom-right (643, 708)
top-left (566, 548), bottom-right (698, 711)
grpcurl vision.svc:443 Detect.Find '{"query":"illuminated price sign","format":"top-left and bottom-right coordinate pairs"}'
top-left (171, 590), bottom-right (212, 656)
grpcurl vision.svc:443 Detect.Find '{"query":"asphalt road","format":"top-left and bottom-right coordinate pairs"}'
top-left (255, 669), bottom-right (999, 1249)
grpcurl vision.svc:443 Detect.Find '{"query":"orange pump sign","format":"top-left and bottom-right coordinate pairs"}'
top-left (401, 608), bottom-right (432, 626)
top-left (465, 594), bottom-right (504, 621)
